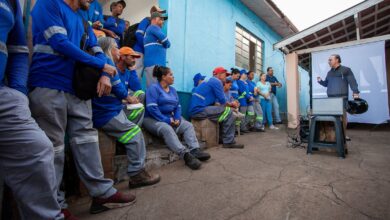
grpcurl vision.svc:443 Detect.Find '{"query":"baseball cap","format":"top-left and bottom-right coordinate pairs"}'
top-left (119, 47), bottom-right (141, 58)
top-left (213, 67), bottom-right (230, 75)
top-left (239, 69), bottom-right (248, 75)
top-left (151, 5), bottom-right (166, 14)
top-left (225, 76), bottom-right (233, 83)
top-left (151, 12), bottom-right (168, 20)
top-left (193, 73), bottom-right (206, 87)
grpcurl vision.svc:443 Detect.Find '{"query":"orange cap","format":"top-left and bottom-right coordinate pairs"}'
top-left (119, 47), bottom-right (141, 58)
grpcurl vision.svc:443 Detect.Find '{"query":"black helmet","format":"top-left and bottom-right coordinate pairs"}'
top-left (346, 98), bottom-right (368, 114)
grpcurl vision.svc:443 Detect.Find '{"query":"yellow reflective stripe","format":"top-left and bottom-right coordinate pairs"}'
top-left (218, 107), bottom-right (231, 122)
top-left (238, 92), bottom-right (247, 99)
top-left (127, 107), bottom-right (144, 121)
top-left (133, 90), bottom-right (145, 97)
top-left (118, 126), bottom-right (141, 143)
top-left (247, 112), bottom-right (255, 116)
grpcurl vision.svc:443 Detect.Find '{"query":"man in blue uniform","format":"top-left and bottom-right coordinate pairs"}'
top-left (266, 67), bottom-right (283, 124)
top-left (134, 5), bottom-right (166, 79)
top-left (237, 70), bottom-right (254, 133)
top-left (117, 47), bottom-right (145, 124)
top-left (247, 71), bottom-right (264, 132)
top-left (0, 0), bottom-right (62, 219)
top-left (78, 0), bottom-right (104, 29)
top-left (144, 11), bottom-right (170, 86)
top-left (104, 0), bottom-right (126, 46)
top-left (189, 67), bottom-right (244, 149)
top-left (29, 0), bottom-right (134, 218)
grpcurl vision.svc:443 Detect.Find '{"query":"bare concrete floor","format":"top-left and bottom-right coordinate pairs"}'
top-left (70, 126), bottom-right (390, 220)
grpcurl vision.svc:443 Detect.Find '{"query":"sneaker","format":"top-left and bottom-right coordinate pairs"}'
top-left (61, 209), bottom-right (79, 220)
top-left (90, 192), bottom-right (136, 214)
top-left (128, 169), bottom-right (161, 189)
top-left (269, 125), bottom-right (279, 130)
top-left (183, 153), bottom-right (202, 170)
top-left (190, 148), bottom-right (211, 161)
top-left (345, 136), bottom-right (351, 141)
top-left (223, 143), bottom-right (244, 149)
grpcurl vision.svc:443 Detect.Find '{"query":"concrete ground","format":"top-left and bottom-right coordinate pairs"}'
top-left (70, 126), bottom-right (390, 220)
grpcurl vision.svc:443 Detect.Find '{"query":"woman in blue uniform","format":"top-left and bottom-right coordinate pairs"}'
top-left (143, 66), bottom-right (210, 170)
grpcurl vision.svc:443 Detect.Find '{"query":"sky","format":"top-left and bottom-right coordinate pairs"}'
top-left (272, 0), bottom-right (365, 31)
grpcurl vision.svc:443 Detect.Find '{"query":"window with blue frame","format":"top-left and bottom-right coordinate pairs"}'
top-left (235, 25), bottom-right (263, 73)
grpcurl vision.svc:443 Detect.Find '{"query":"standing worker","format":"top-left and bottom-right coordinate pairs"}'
top-left (266, 67), bottom-right (283, 124)
top-left (144, 11), bottom-right (170, 87)
top-left (133, 5), bottom-right (166, 79)
top-left (29, 0), bottom-right (135, 218)
top-left (0, 0), bottom-right (62, 219)
top-left (317, 54), bottom-right (360, 142)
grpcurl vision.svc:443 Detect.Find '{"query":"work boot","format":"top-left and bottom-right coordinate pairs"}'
top-left (190, 148), bottom-right (211, 161)
top-left (128, 169), bottom-right (161, 189)
top-left (223, 143), bottom-right (244, 149)
top-left (90, 192), bottom-right (136, 214)
top-left (183, 152), bottom-right (201, 170)
top-left (61, 209), bottom-right (79, 220)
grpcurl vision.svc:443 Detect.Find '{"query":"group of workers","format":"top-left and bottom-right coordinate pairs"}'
top-left (0, 0), bottom-right (287, 219)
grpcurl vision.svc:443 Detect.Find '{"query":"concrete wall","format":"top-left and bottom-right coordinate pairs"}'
top-left (100, 0), bottom-right (157, 25)
top-left (159, 0), bottom-right (288, 115)
top-left (299, 66), bottom-right (310, 116)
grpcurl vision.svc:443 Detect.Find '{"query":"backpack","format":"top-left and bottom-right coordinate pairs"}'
top-left (73, 20), bottom-right (102, 100)
top-left (122, 23), bottom-right (139, 48)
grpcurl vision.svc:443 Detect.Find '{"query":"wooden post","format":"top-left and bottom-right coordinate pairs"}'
top-left (286, 52), bottom-right (300, 129)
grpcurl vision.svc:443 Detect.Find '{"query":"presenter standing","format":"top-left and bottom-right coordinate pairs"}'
top-left (317, 54), bottom-right (360, 143)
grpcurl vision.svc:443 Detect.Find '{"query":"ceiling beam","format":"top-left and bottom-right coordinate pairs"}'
top-left (274, 0), bottom-right (383, 51)
top-left (295, 34), bottom-right (390, 55)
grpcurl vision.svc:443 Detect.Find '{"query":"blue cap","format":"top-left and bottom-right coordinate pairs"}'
top-left (193, 73), bottom-right (206, 87)
top-left (225, 76), bottom-right (233, 83)
top-left (240, 69), bottom-right (247, 75)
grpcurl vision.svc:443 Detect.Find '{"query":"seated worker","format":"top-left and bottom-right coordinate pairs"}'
top-left (192, 73), bottom-right (206, 92)
top-left (224, 77), bottom-right (244, 121)
top-left (92, 37), bottom-right (161, 188)
top-left (247, 71), bottom-right (264, 132)
top-left (117, 47), bottom-right (145, 126)
top-left (134, 5), bottom-right (166, 79)
top-left (229, 68), bottom-right (240, 101)
top-left (189, 67), bottom-right (244, 149)
top-left (237, 70), bottom-right (254, 133)
top-left (256, 73), bottom-right (279, 130)
top-left (104, 1), bottom-right (126, 46)
top-left (143, 66), bottom-right (210, 170)
top-left (78, 0), bottom-right (105, 37)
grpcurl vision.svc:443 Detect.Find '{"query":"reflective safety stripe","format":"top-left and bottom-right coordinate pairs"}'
top-left (144, 42), bottom-right (162, 47)
top-left (147, 103), bottom-right (158, 107)
top-left (247, 112), bottom-right (255, 116)
top-left (161, 37), bottom-right (168, 43)
top-left (7, 45), bottom-right (29, 54)
top-left (128, 107), bottom-right (144, 121)
top-left (230, 91), bottom-right (238, 94)
top-left (44, 26), bottom-right (67, 41)
top-left (33, 44), bottom-right (61, 56)
top-left (256, 116), bottom-right (263, 121)
top-left (218, 107), bottom-right (231, 122)
top-left (0, 41), bottom-right (7, 56)
top-left (238, 92), bottom-right (247, 99)
top-left (112, 79), bottom-right (121, 86)
top-left (193, 93), bottom-right (205, 100)
top-left (118, 125), bottom-right (141, 143)
top-left (91, 46), bottom-right (103, 54)
top-left (136, 30), bottom-right (145, 34)
top-left (0, 2), bottom-right (12, 12)
top-left (133, 90), bottom-right (145, 97)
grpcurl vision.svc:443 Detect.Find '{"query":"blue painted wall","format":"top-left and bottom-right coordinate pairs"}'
top-left (159, 0), bottom-right (290, 115)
